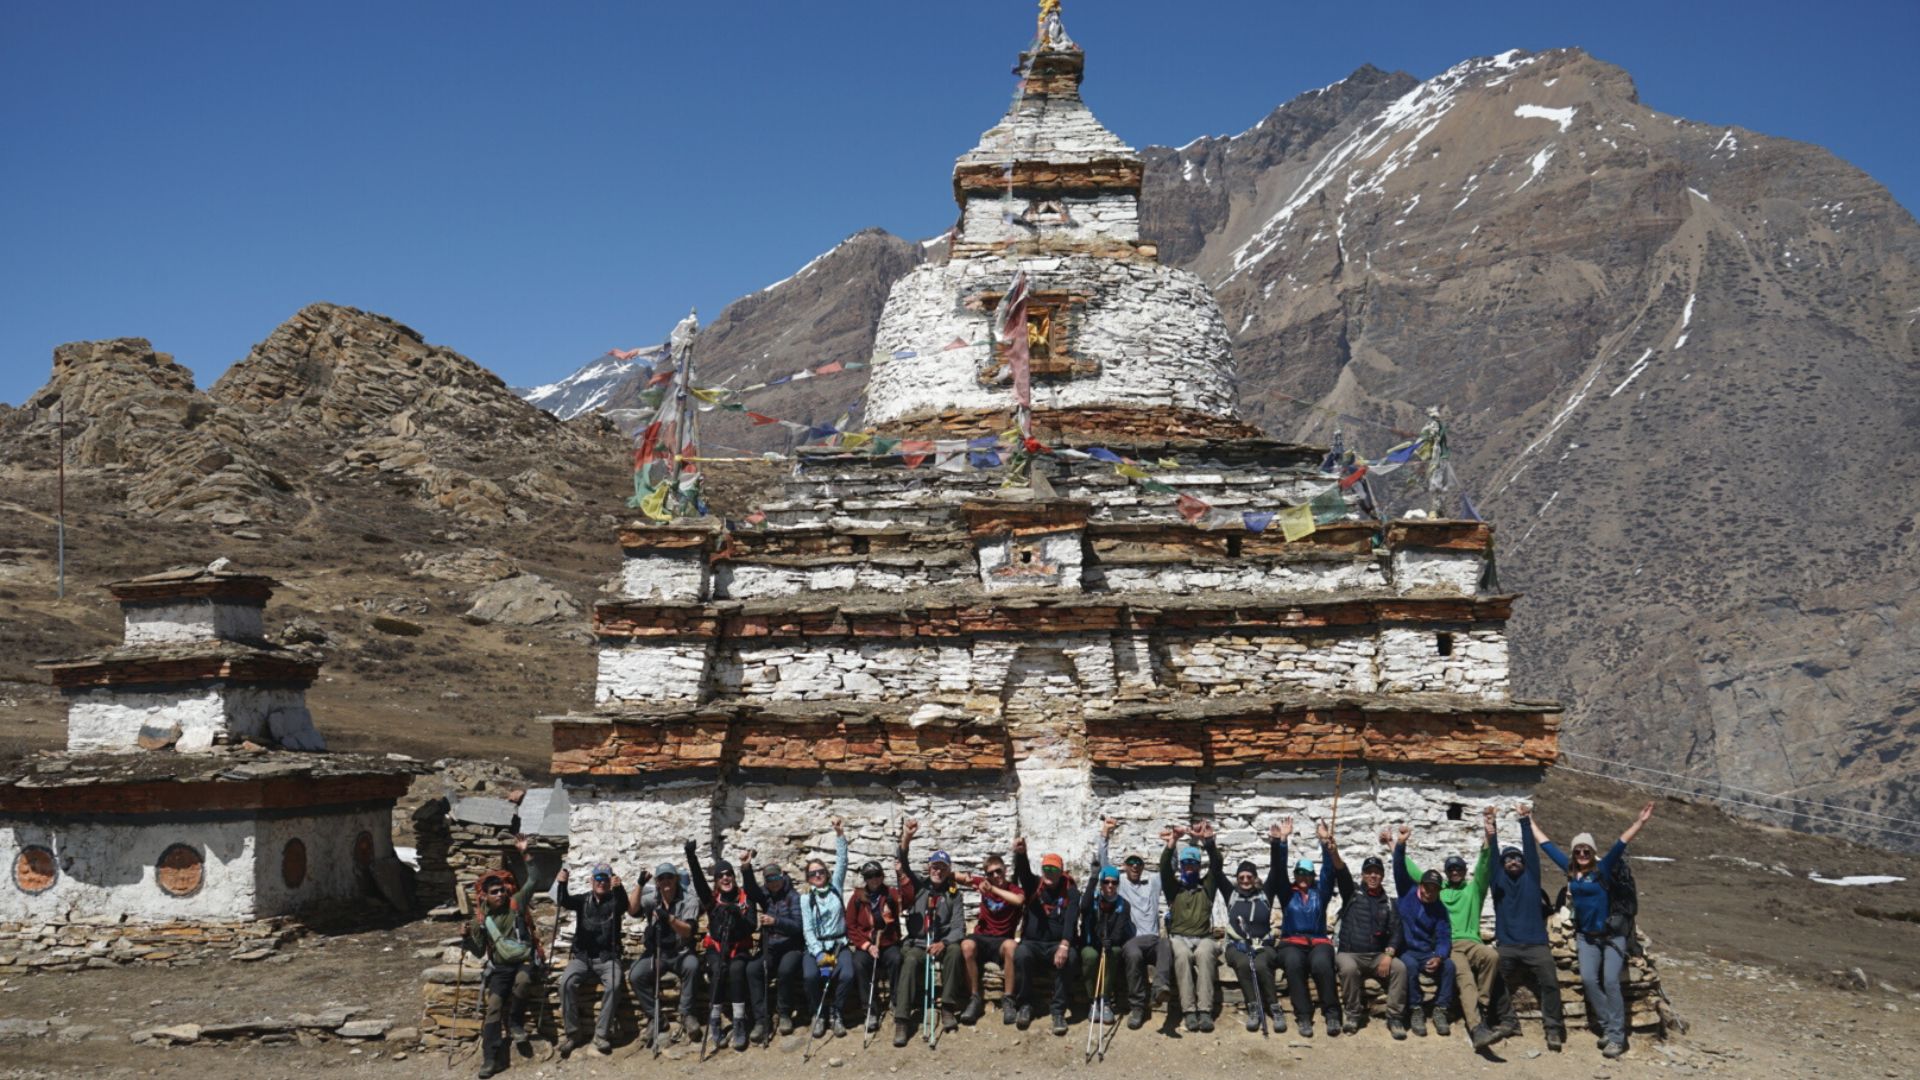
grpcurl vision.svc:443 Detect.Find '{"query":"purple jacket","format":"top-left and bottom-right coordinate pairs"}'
top-left (1395, 889), bottom-right (1453, 958)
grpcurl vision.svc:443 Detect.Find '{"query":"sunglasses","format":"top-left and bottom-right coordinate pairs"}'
top-left (808, 868), bottom-right (828, 878)
top-left (591, 875), bottom-right (612, 883)
top-left (485, 887), bottom-right (507, 896)
top-left (1572, 847), bottom-right (1596, 857)
top-left (1042, 867), bottom-right (1062, 876)
top-left (1123, 860), bottom-right (1144, 868)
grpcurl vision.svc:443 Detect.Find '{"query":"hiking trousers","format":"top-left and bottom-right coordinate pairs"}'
top-left (558, 955), bottom-right (621, 1043)
top-left (747, 942), bottom-right (804, 1024)
top-left (1277, 942), bottom-right (1339, 1023)
top-left (1223, 942), bottom-right (1278, 1018)
top-left (1334, 950), bottom-right (1407, 1018)
top-left (1401, 952), bottom-right (1456, 1012)
top-left (1079, 945), bottom-right (1125, 1007)
top-left (897, 943), bottom-right (962, 1021)
top-left (1576, 932), bottom-right (1628, 1045)
top-left (1491, 943), bottom-right (1565, 1037)
top-left (629, 950), bottom-right (702, 1024)
top-left (849, 944), bottom-right (902, 1019)
top-left (1119, 932), bottom-right (1163, 1010)
top-left (482, 961), bottom-right (541, 1031)
top-left (1452, 938), bottom-right (1500, 1025)
top-left (1013, 938), bottom-right (1078, 1013)
top-left (1168, 934), bottom-right (1218, 1014)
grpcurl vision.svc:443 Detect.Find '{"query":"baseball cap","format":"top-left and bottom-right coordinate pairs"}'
top-left (1098, 866), bottom-right (1120, 882)
top-left (591, 862), bottom-right (613, 879)
top-left (1361, 856), bottom-right (1385, 874)
top-left (1041, 853), bottom-right (1064, 872)
top-left (1179, 846), bottom-right (1202, 864)
top-left (928, 850), bottom-right (952, 866)
top-left (1500, 846), bottom-right (1524, 861)
top-left (1122, 854), bottom-right (1145, 868)
top-left (655, 861), bottom-right (678, 879)
top-left (861, 861), bottom-right (885, 879)
top-left (764, 866), bottom-right (787, 883)
top-left (1420, 869), bottom-right (1443, 888)
top-left (1444, 855), bottom-right (1468, 873)
top-left (1293, 858), bottom-right (1315, 876)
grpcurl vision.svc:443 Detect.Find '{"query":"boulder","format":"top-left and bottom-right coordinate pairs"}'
top-left (465, 573), bottom-right (581, 626)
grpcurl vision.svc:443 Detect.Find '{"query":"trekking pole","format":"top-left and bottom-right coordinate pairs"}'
top-left (802, 957), bottom-right (837, 1062)
top-left (1084, 950), bottom-right (1104, 1062)
top-left (650, 913), bottom-right (664, 1060)
top-left (447, 943), bottom-right (468, 1068)
top-left (537, 891), bottom-right (564, 1060)
top-left (1255, 942), bottom-right (1271, 1038)
top-left (861, 950), bottom-right (880, 1049)
top-left (922, 924), bottom-right (938, 1049)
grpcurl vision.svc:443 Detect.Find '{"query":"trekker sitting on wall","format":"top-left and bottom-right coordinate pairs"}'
top-left (845, 859), bottom-right (906, 1037)
top-left (1275, 819), bottom-right (1342, 1037)
top-left (552, 861), bottom-right (633, 1057)
top-left (1486, 803), bottom-right (1566, 1052)
top-left (465, 836), bottom-right (544, 1079)
top-left (959, 851), bottom-right (1025, 1025)
top-left (896, 819), bottom-right (966, 1044)
top-left (1534, 802), bottom-right (1655, 1060)
top-left (1393, 849), bottom-right (1456, 1038)
top-left (742, 854), bottom-right (804, 1044)
top-left (1331, 835), bottom-right (1407, 1038)
top-left (690, 846), bottom-right (756, 1052)
top-left (1216, 823), bottom-right (1284, 1034)
top-left (1398, 809), bottom-right (1503, 1049)
top-left (1159, 820), bottom-right (1224, 1033)
top-left (1011, 839), bottom-right (1081, 1035)
top-left (800, 817), bottom-right (853, 1039)
top-left (626, 850), bottom-right (703, 1050)
top-left (1093, 817), bottom-right (1169, 1030)
top-left (1077, 864), bottom-right (1135, 1029)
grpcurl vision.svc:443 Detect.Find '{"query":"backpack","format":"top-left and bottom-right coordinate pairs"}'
top-left (1606, 858), bottom-right (1642, 956)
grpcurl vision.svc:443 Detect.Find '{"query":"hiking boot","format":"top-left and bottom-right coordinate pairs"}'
top-left (939, 1007), bottom-right (959, 1032)
top-left (1601, 1041), bottom-right (1625, 1059)
top-left (510, 1023), bottom-right (532, 1057)
top-left (1184, 1011), bottom-right (1200, 1032)
top-left (831, 1010), bottom-right (849, 1038)
top-left (1408, 1008), bottom-right (1428, 1038)
top-left (1341, 1014), bottom-right (1359, 1036)
top-left (865, 1012), bottom-right (881, 1034)
top-left (1492, 1019), bottom-right (1520, 1041)
top-left (1153, 983), bottom-right (1171, 1006)
top-left (957, 996), bottom-right (983, 1024)
top-left (1299, 1015), bottom-right (1314, 1038)
top-left (1545, 1029), bottom-right (1565, 1052)
top-left (810, 1015), bottom-right (828, 1039)
top-left (554, 1036), bottom-right (578, 1058)
top-left (893, 1019), bottom-right (912, 1047)
top-left (682, 1015), bottom-right (704, 1043)
top-left (1050, 1009), bottom-right (1068, 1036)
top-left (592, 1036), bottom-right (612, 1055)
top-left (1432, 1010), bottom-right (1451, 1037)
top-left (748, 1020), bottom-right (768, 1046)
top-left (1326, 1012), bottom-right (1343, 1037)
top-left (1127, 1006), bottom-right (1147, 1030)
top-left (1243, 1004), bottom-right (1264, 1032)
top-left (777, 1014), bottom-right (795, 1036)
top-left (1197, 1011), bottom-right (1214, 1033)
top-left (1001, 997), bottom-right (1018, 1025)
top-left (1387, 1015), bottom-right (1408, 1040)
top-left (1016, 1004), bottom-right (1033, 1030)
top-left (1272, 1009), bottom-right (1287, 1033)
top-left (1470, 1023), bottom-right (1497, 1050)
top-left (477, 1060), bottom-right (501, 1080)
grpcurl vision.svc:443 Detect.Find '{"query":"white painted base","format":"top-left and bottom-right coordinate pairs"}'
top-left (122, 600), bottom-right (265, 646)
top-left (64, 685), bottom-right (325, 754)
top-left (0, 807), bottom-right (392, 922)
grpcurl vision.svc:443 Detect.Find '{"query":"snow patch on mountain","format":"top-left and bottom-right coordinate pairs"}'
top-left (518, 346), bottom-right (664, 421)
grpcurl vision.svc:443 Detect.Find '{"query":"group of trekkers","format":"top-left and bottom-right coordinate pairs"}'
top-left (461, 801), bottom-right (1656, 1076)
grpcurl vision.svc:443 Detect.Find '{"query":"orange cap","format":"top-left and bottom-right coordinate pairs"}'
top-left (1040, 853), bottom-right (1064, 871)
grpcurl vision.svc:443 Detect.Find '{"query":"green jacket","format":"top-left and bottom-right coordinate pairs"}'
top-left (1159, 841), bottom-right (1224, 938)
top-left (1401, 843), bottom-right (1492, 943)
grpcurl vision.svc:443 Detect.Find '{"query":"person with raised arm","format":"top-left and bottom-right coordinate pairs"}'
top-left (1274, 819), bottom-right (1342, 1037)
top-left (895, 819), bottom-right (966, 1044)
top-left (1485, 802), bottom-right (1566, 1052)
top-left (741, 851), bottom-right (804, 1044)
top-left (1534, 802), bottom-right (1655, 1059)
top-left (626, 846), bottom-right (703, 1049)
top-left (1216, 820), bottom-right (1285, 1034)
top-left (463, 836), bottom-right (544, 1078)
top-left (1392, 825), bottom-right (1456, 1038)
top-left (845, 856), bottom-right (908, 1038)
top-left (1011, 836), bottom-right (1081, 1035)
top-left (551, 860), bottom-right (634, 1057)
top-left (1332, 828), bottom-right (1406, 1038)
top-left (1159, 819), bottom-right (1224, 1032)
top-left (1077, 863), bottom-right (1135, 1030)
top-left (800, 816), bottom-right (853, 1039)
top-left (1092, 816), bottom-right (1169, 1029)
top-left (687, 844), bottom-right (756, 1052)
top-left (959, 847), bottom-right (1026, 1025)
top-left (1398, 807), bottom-right (1502, 1048)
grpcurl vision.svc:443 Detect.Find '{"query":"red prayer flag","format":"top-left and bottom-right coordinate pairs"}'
top-left (1339, 465), bottom-right (1369, 490)
top-left (1176, 494), bottom-right (1211, 523)
top-left (901, 454), bottom-right (930, 469)
top-left (813, 361), bottom-right (844, 376)
top-left (748, 412), bottom-right (779, 426)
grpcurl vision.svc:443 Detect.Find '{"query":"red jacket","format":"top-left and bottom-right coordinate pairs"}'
top-left (845, 883), bottom-right (909, 949)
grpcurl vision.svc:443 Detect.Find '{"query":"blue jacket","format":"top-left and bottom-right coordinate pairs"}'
top-left (1544, 838), bottom-right (1626, 937)
top-left (1395, 888), bottom-right (1453, 959)
top-left (1489, 815), bottom-right (1549, 947)
top-left (800, 835), bottom-right (850, 955)
top-left (1274, 841), bottom-right (1337, 939)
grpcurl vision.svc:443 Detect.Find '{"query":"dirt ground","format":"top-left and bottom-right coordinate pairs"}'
top-left (4, 772), bottom-right (1918, 1079)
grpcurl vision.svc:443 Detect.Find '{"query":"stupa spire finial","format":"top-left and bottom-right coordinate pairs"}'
top-left (1037, 0), bottom-right (1074, 50)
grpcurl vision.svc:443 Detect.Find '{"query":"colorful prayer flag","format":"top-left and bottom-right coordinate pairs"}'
top-left (813, 361), bottom-right (845, 376)
top-left (1278, 505), bottom-right (1317, 542)
top-left (1176, 494), bottom-right (1210, 522)
top-left (1243, 511), bottom-right (1275, 533)
top-left (1088, 448), bottom-right (1125, 464)
top-left (890, 348), bottom-right (918, 360)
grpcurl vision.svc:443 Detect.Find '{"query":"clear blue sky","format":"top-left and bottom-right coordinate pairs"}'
top-left (4, 0), bottom-right (1915, 405)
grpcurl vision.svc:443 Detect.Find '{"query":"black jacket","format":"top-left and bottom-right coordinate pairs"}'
top-left (1014, 851), bottom-right (1080, 945)
top-left (1076, 890), bottom-right (1137, 951)
top-left (743, 866), bottom-right (805, 950)
top-left (555, 880), bottom-right (628, 961)
top-left (1333, 861), bottom-right (1400, 954)
top-left (896, 843), bottom-right (966, 946)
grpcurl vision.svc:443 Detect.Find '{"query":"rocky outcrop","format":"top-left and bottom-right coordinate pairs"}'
top-left (464, 573), bottom-right (581, 626)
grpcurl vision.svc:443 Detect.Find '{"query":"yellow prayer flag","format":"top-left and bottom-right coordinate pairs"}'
top-left (1278, 504), bottom-right (1317, 542)
top-left (1157, 458), bottom-right (1181, 469)
top-left (840, 432), bottom-right (874, 450)
top-left (1115, 463), bottom-right (1150, 480)
top-left (689, 386), bottom-right (729, 404)
top-left (638, 481), bottom-right (674, 522)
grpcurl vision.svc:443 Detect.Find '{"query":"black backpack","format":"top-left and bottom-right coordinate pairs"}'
top-left (1606, 857), bottom-right (1642, 956)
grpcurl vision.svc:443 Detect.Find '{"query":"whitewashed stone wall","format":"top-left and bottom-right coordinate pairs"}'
top-left (0, 807), bottom-right (388, 922)
top-left (596, 643), bottom-right (711, 705)
top-left (1089, 559), bottom-right (1388, 596)
top-left (1160, 635), bottom-right (1381, 695)
top-left (64, 685), bottom-right (324, 753)
top-left (122, 601), bottom-right (264, 645)
top-left (1391, 549), bottom-right (1487, 595)
top-left (956, 94), bottom-right (1135, 167)
top-left (863, 256), bottom-right (1238, 424)
top-left (614, 554), bottom-right (709, 602)
top-left (1378, 627), bottom-right (1510, 698)
top-left (976, 530), bottom-right (1085, 592)
top-left (958, 192), bottom-right (1140, 247)
top-left (714, 560), bottom-right (972, 600)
